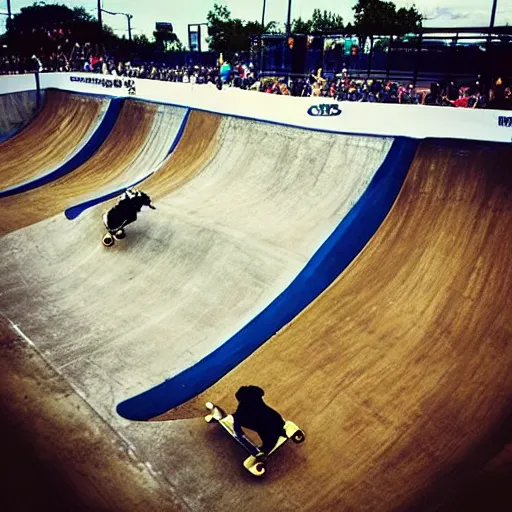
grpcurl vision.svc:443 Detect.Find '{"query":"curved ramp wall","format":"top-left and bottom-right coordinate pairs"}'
top-left (64, 107), bottom-right (190, 220)
top-left (0, 90), bottom-right (42, 141)
top-left (147, 139), bottom-right (512, 512)
top-left (0, 93), bottom-right (122, 197)
top-left (117, 136), bottom-right (418, 420)
top-left (0, 100), bottom-right (169, 235)
top-left (0, 94), bottom-right (124, 198)
top-left (0, 116), bottom-right (402, 428)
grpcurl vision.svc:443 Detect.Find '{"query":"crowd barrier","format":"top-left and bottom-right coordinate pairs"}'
top-left (1, 72), bottom-right (511, 143)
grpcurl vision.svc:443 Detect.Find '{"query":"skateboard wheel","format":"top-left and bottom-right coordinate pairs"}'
top-left (205, 402), bottom-right (214, 410)
top-left (114, 229), bottom-right (126, 240)
top-left (254, 462), bottom-right (266, 475)
top-left (291, 430), bottom-right (305, 444)
top-left (103, 235), bottom-right (114, 247)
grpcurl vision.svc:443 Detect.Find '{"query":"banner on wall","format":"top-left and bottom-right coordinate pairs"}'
top-left (69, 75), bottom-right (136, 95)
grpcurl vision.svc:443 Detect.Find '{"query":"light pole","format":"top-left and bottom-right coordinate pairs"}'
top-left (286, 0), bottom-right (292, 35)
top-left (101, 9), bottom-right (133, 42)
top-left (97, 0), bottom-right (102, 34)
top-left (259, 0), bottom-right (266, 74)
top-left (489, 0), bottom-right (498, 29)
top-left (6, 0), bottom-right (11, 19)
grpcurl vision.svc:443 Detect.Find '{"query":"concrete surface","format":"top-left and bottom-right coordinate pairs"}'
top-left (0, 90), bottom-right (40, 140)
top-left (0, 91), bottom-right (107, 190)
top-left (0, 113), bottom-right (392, 429)
top-left (1, 94), bottom-right (511, 512)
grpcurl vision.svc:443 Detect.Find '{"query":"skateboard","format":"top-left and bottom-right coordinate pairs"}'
top-left (204, 401), bottom-right (305, 476)
top-left (102, 228), bottom-right (126, 247)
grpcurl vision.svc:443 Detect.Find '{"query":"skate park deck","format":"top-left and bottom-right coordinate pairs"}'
top-left (1, 85), bottom-right (512, 511)
top-left (0, 91), bottom-right (108, 191)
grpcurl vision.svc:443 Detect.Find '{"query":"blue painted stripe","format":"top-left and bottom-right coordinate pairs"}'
top-left (116, 136), bottom-right (420, 421)
top-left (64, 108), bottom-right (191, 220)
top-left (0, 98), bottom-right (124, 199)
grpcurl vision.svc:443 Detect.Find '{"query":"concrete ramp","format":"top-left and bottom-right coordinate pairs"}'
top-left (0, 91), bottom-right (109, 191)
top-left (0, 99), bottom-right (183, 235)
top-left (148, 139), bottom-right (512, 512)
top-left (0, 90), bottom-right (41, 141)
top-left (0, 114), bottom-right (398, 430)
top-left (62, 104), bottom-right (188, 218)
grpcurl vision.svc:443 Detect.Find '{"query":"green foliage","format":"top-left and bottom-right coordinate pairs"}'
top-left (292, 17), bottom-right (312, 34)
top-left (292, 9), bottom-right (344, 35)
top-left (353, 0), bottom-right (422, 36)
top-left (153, 29), bottom-right (184, 53)
top-left (206, 2), bottom-right (264, 56)
top-left (311, 9), bottom-right (344, 33)
top-left (4, 1), bottom-right (184, 57)
top-left (6, 2), bottom-right (105, 55)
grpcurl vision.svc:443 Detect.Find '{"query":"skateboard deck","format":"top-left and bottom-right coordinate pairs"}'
top-left (205, 401), bottom-right (305, 476)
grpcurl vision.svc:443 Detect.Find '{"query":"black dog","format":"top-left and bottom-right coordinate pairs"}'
top-left (233, 385), bottom-right (286, 455)
top-left (103, 188), bottom-right (155, 233)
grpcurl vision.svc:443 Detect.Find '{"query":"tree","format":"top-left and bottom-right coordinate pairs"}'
top-left (206, 3), bottom-right (270, 57)
top-left (394, 6), bottom-right (423, 34)
top-left (353, 0), bottom-right (422, 37)
top-left (292, 17), bottom-right (312, 34)
top-left (311, 9), bottom-right (344, 34)
top-left (6, 2), bottom-right (114, 55)
top-left (292, 9), bottom-right (344, 35)
top-left (153, 29), bottom-right (184, 53)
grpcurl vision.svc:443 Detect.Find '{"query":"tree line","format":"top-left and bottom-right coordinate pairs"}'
top-left (0, 1), bottom-right (423, 59)
top-left (207, 0), bottom-right (423, 56)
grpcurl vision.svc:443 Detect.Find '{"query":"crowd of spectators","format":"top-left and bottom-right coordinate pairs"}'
top-left (1, 40), bottom-right (510, 110)
top-left (256, 71), bottom-right (511, 109)
top-left (233, 67), bottom-right (511, 110)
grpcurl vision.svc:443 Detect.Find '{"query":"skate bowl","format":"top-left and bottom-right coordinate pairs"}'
top-left (0, 74), bottom-right (511, 511)
top-left (0, 89), bottom-right (42, 142)
top-left (0, 91), bottom-right (124, 198)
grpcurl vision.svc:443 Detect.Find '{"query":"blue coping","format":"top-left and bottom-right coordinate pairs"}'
top-left (64, 108), bottom-right (191, 220)
top-left (0, 98), bottom-right (124, 199)
top-left (116, 136), bottom-right (419, 421)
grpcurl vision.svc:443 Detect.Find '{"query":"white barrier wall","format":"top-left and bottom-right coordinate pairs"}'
top-left (0, 74), bottom-right (38, 95)
top-left (1, 72), bottom-right (511, 143)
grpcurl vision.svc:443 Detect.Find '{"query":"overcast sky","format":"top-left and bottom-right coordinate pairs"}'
top-left (2, 0), bottom-right (510, 46)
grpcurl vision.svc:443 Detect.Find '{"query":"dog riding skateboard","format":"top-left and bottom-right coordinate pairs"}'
top-left (204, 401), bottom-right (305, 476)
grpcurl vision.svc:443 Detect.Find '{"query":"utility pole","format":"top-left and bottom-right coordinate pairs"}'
top-left (97, 0), bottom-right (102, 34)
top-left (489, 0), bottom-right (498, 29)
top-left (127, 14), bottom-right (132, 43)
top-left (101, 9), bottom-right (133, 43)
top-left (259, 0), bottom-right (266, 74)
top-left (6, 0), bottom-right (11, 19)
top-left (286, 0), bottom-right (292, 35)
